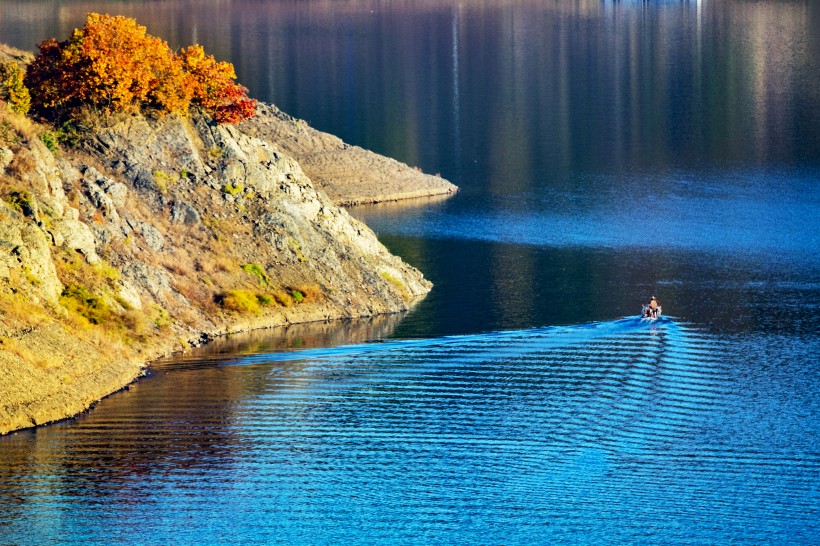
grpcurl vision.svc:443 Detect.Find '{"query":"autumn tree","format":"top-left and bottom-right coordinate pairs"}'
top-left (25, 13), bottom-right (255, 124)
top-left (180, 45), bottom-right (257, 124)
top-left (0, 60), bottom-right (31, 114)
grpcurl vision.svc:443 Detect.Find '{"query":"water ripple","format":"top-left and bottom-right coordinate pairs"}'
top-left (1, 317), bottom-right (818, 544)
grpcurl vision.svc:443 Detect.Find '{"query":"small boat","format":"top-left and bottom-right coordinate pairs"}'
top-left (641, 304), bottom-right (662, 320)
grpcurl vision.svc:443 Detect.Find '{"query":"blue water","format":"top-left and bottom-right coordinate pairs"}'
top-left (5, 317), bottom-right (817, 544)
top-left (1, 0), bottom-right (820, 543)
top-left (356, 168), bottom-right (820, 254)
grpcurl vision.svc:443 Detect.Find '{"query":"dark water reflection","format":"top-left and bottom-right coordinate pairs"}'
top-left (1, 0), bottom-right (819, 544)
top-left (2, 1), bottom-right (819, 173)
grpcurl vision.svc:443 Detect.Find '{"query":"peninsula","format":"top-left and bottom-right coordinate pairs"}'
top-left (0, 27), bottom-right (455, 435)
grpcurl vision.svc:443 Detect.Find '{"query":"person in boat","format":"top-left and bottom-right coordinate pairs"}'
top-left (646, 296), bottom-right (660, 318)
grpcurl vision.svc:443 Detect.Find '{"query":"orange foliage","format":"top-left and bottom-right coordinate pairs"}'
top-left (25, 14), bottom-right (255, 124)
top-left (180, 45), bottom-right (256, 124)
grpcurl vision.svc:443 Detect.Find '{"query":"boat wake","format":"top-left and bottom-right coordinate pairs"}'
top-left (200, 316), bottom-right (729, 459)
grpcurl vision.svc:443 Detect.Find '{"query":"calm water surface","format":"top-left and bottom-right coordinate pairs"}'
top-left (1, 0), bottom-right (819, 544)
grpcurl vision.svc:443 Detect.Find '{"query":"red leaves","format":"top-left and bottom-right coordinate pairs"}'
top-left (180, 45), bottom-right (257, 124)
top-left (25, 14), bottom-right (256, 124)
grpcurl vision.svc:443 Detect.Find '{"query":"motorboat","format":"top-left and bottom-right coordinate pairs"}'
top-left (641, 304), bottom-right (662, 320)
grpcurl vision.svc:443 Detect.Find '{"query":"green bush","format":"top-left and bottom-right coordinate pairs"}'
top-left (221, 182), bottom-right (244, 196)
top-left (241, 262), bottom-right (270, 285)
top-left (55, 122), bottom-right (81, 147)
top-left (153, 170), bottom-right (175, 194)
top-left (256, 294), bottom-right (274, 306)
top-left (39, 131), bottom-right (58, 152)
top-left (61, 285), bottom-right (111, 324)
top-left (0, 61), bottom-right (30, 115)
top-left (218, 289), bottom-right (260, 314)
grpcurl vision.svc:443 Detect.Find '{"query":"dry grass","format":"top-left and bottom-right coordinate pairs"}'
top-left (0, 336), bottom-right (61, 369)
top-left (0, 44), bottom-right (33, 63)
top-left (161, 256), bottom-right (195, 277)
top-left (272, 289), bottom-right (294, 307)
top-left (4, 149), bottom-right (38, 180)
top-left (380, 271), bottom-right (410, 302)
top-left (293, 283), bottom-right (323, 303)
top-left (0, 291), bottom-right (50, 332)
top-left (2, 109), bottom-right (39, 143)
top-left (170, 277), bottom-right (218, 316)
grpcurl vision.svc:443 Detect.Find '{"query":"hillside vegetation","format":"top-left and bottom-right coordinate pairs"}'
top-left (0, 17), bottom-right (435, 434)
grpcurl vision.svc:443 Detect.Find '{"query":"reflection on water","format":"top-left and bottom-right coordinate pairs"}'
top-left (1, 0), bottom-right (818, 175)
top-left (151, 313), bottom-right (407, 370)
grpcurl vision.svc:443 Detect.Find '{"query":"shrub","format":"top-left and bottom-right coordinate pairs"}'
top-left (241, 262), bottom-right (269, 285)
top-left (256, 294), bottom-right (274, 306)
top-left (55, 122), bottom-right (81, 147)
top-left (294, 284), bottom-right (322, 303)
top-left (221, 182), bottom-right (244, 196)
top-left (60, 284), bottom-right (112, 325)
top-left (25, 13), bottom-right (254, 124)
top-left (0, 61), bottom-right (31, 115)
top-left (39, 131), bottom-right (58, 152)
top-left (272, 290), bottom-right (293, 307)
top-left (218, 289), bottom-right (260, 314)
top-left (25, 15), bottom-right (189, 119)
top-left (291, 290), bottom-right (304, 303)
top-left (180, 44), bottom-right (256, 124)
top-left (153, 170), bottom-right (175, 194)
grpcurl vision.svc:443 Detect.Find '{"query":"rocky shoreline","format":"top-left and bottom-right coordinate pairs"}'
top-left (243, 104), bottom-right (458, 206)
top-left (0, 102), bottom-right (456, 435)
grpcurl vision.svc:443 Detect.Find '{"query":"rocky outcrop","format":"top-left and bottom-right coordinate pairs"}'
top-left (242, 104), bottom-right (458, 206)
top-left (0, 104), bottom-right (449, 435)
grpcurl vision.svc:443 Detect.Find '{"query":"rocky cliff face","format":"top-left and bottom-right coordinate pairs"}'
top-left (0, 107), bottom-right (434, 434)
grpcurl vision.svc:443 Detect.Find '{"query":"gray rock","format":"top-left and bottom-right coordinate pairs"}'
top-left (82, 176), bottom-right (119, 222)
top-left (140, 222), bottom-right (164, 252)
top-left (19, 224), bottom-right (62, 303)
top-left (54, 214), bottom-right (100, 264)
top-left (48, 230), bottom-right (65, 247)
top-left (0, 214), bottom-right (62, 303)
top-left (105, 183), bottom-right (128, 208)
top-left (170, 201), bottom-right (200, 225)
top-left (116, 280), bottom-right (143, 310)
top-left (123, 262), bottom-right (169, 300)
top-left (0, 147), bottom-right (13, 173)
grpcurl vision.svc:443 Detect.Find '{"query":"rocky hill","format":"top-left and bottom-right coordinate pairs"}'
top-left (0, 105), bottom-right (452, 434)
top-left (243, 104), bottom-right (458, 206)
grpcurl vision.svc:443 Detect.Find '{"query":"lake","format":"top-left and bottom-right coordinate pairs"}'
top-left (1, 0), bottom-right (819, 543)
